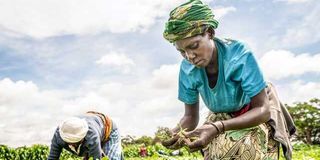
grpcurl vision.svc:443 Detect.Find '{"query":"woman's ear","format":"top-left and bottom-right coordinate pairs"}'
top-left (203, 28), bottom-right (214, 39)
top-left (207, 27), bottom-right (215, 39)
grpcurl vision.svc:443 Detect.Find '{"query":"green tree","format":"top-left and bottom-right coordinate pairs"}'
top-left (154, 126), bottom-right (171, 141)
top-left (121, 135), bottom-right (135, 145)
top-left (135, 136), bottom-right (153, 146)
top-left (287, 98), bottom-right (320, 144)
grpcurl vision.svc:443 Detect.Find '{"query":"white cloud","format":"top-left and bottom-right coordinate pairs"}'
top-left (0, 0), bottom-right (236, 39)
top-left (274, 0), bottom-right (313, 4)
top-left (213, 6), bottom-right (236, 20)
top-left (96, 52), bottom-right (135, 66)
top-left (151, 64), bottom-right (180, 89)
top-left (282, 7), bottom-right (320, 47)
top-left (0, 63), bottom-right (184, 147)
top-left (0, 78), bottom-right (64, 109)
top-left (277, 81), bottom-right (320, 105)
top-left (269, 3), bottom-right (320, 48)
top-left (96, 52), bottom-right (136, 73)
top-left (0, 0), bottom-right (188, 39)
top-left (259, 50), bottom-right (320, 80)
top-left (0, 78), bottom-right (67, 147)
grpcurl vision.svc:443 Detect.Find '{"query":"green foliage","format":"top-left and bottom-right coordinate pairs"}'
top-left (1, 143), bottom-right (319, 160)
top-left (88, 157), bottom-right (109, 160)
top-left (279, 143), bottom-right (320, 160)
top-left (154, 126), bottom-right (172, 143)
top-left (292, 143), bottom-right (320, 159)
top-left (155, 127), bottom-right (171, 139)
top-left (123, 142), bottom-right (201, 158)
top-left (0, 144), bottom-right (82, 160)
top-left (123, 144), bottom-right (140, 157)
top-left (121, 135), bottom-right (135, 145)
top-left (28, 145), bottom-right (49, 160)
top-left (0, 145), bottom-right (15, 160)
top-left (287, 98), bottom-right (320, 144)
top-left (134, 136), bottom-right (153, 146)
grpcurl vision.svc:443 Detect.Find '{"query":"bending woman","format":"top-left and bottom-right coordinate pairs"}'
top-left (161, 0), bottom-right (295, 159)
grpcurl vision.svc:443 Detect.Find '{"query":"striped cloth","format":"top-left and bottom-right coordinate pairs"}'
top-left (101, 127), bottom-right (124, 160)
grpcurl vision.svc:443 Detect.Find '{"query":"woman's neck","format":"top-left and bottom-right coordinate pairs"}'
top-left (206, 44), bottom-right (218, 75)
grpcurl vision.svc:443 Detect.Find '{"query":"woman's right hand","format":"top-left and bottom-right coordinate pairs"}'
top-left (161, 130), bottom-right (185, 150)
top-left (162, 102), bottom-right (200, 149)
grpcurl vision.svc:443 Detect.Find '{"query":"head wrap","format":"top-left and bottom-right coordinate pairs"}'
top-left (59, 117), bottom-right (89, 143)
top-left (163, 0), bottom-right (219, 43)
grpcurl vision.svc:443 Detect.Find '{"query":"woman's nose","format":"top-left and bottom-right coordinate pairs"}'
top-left (186, 51), bottom-right (196, 60)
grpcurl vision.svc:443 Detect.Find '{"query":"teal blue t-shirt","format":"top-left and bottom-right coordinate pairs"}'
top-left (178, 38), bottom-right (267, 113)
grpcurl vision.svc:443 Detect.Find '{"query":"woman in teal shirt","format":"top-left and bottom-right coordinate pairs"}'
top-left (161, 0), bottom-right (294, 159)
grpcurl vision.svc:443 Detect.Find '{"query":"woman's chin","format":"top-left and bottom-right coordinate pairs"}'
top-left (195, 64), bottom-right (205, 68)
top-left (194, 60), bottom-right (208, 68)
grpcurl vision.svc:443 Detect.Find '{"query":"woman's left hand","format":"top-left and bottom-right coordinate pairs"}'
top-left (183, 124), bottom-right (220, 152)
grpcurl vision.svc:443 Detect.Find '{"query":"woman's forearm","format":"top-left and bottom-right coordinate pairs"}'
top-left (174, 115), bottom-right (199, 132)
top-left (222, 105), bottom-right (270, 131)
top-left (173, 102), bottom-right (200, 133)
top-left (222, 89), bottom-right (271, 132)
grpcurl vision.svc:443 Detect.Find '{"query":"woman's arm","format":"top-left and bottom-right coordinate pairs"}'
top-left (219, 88), bottom-right (271, 132)
top-left (162, 102), bottom-right (199, 148)
top-left (172, 102), bottom-right (200, 133)
top-left (47, 128), bottom-right (63, 160)
top-left (184, 88), bottom-right (270, 151)
top-left (86, 128), bottom-right (102, 159)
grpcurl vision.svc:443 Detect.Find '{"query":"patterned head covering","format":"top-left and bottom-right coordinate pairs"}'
top-left (163, 0), bottom-right (219, 43)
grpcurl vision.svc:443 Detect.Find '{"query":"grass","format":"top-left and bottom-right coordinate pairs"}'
top-left (283, 143), bottom-right (320, 160)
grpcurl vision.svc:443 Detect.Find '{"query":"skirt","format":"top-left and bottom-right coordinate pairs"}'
top-left (202, 112), bottom-right (279, 160)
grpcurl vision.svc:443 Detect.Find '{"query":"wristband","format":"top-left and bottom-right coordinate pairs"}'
top-left (220, 121), bottom-right (225, 134)
top-left (205, 122), bottom-right (222, 136)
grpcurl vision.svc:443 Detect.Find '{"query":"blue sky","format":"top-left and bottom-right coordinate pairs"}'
top-left (0, 0), bottom-right (319, 147)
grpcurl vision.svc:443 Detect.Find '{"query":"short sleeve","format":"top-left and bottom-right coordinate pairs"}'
top-left (178, 65), bottom-right (199, 104)
top-left (231, 50), bottom-right (267, 98)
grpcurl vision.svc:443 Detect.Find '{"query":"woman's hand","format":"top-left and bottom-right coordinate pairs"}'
top-left (161, 130), bottom-right (185, 150)
top-left (162, 102), bottom-right (200, 150)
top-left (184, 124), bottom-right (220, 152)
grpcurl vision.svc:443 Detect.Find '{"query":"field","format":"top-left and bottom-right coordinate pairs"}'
top-left (0, 143), bottom-right (319, 160)
top-left (126, 143), bottom-right (320, 160)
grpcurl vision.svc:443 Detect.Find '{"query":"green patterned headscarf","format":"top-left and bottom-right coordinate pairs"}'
top-left (163, 0), bottom-right (219, 43)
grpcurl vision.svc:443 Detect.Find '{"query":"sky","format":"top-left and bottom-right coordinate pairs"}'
top-left (0, 0), bottom-right (319, 147)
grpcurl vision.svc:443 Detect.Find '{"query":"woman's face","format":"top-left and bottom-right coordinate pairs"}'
top-left (68, 139), bottom-right (84, 147)
top-left (174, 31), bottom-right (214, 67)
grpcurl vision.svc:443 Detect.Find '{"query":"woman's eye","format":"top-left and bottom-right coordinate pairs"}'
top-left (180, 51), bottom-right (186, 57)
top-left (190, 43), bottom-right (198, 49)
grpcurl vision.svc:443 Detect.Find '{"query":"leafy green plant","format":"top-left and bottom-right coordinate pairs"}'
top-left (154, 126), bottom-right (172, 142)
top-left (287, 98), bottom-right (320, 144)
top-left (1, 143), bottom-right (319, 160)
top-left (134, 136), bottom-right (153, 146)
top-left (0, 145), bottom-right (15, 159)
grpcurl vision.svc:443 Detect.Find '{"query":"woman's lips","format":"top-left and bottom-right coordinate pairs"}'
top-left (194, 59), bottom-right (203, 66)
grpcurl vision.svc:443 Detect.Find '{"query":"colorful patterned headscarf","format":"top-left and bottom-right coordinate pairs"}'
top-left (163, 0), bottom-right (219, 43)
